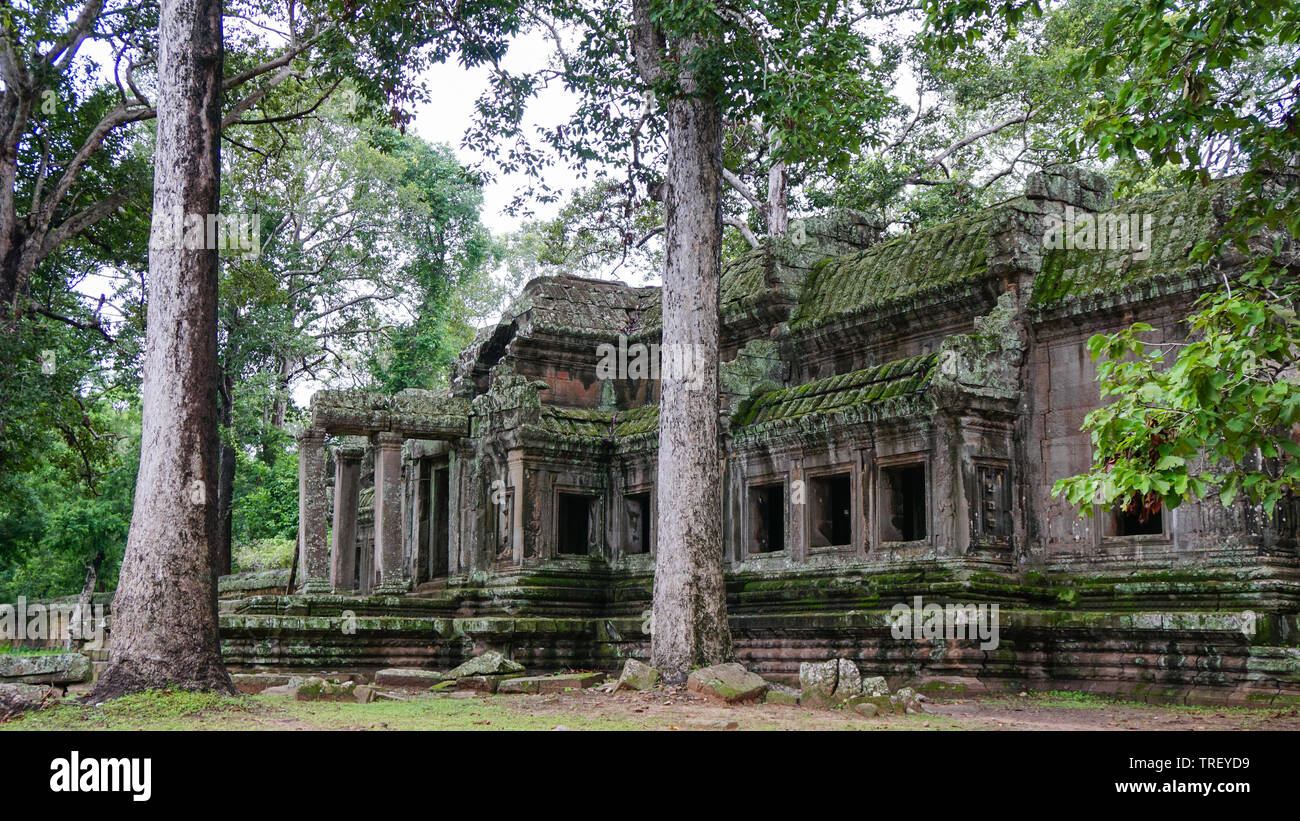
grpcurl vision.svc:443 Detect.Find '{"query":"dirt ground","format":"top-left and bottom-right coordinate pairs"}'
top-left (488, 687), bottom-right (1300, 731)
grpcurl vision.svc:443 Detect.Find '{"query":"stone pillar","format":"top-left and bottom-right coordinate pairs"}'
top-left (296, 427), bottom-right (330, 594)
top-left (373, 432), bottom-right (409, 594)
top-left (448, 449), bottom-right (464, 575)
top-left (330, 439), bottom-right (365, 593)
top-left (507, 448), bottom-right (526, 564)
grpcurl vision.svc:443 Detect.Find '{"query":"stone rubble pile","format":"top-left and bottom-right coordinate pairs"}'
top-left (798, 658), bottom-right (925, 715)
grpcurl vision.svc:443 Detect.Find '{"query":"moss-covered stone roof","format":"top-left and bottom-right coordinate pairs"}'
top-left (733, 353), bottom-right (939, 428)
top-left (534, 404), bottom-right (659, 443)
top-left (790, 209), bottom-right (996, 329)
top-left (1030, 179), bottom-right (1230, 308)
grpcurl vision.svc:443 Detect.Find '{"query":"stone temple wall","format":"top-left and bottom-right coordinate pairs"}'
top-left (222, 168), bottom-right (1300, 704)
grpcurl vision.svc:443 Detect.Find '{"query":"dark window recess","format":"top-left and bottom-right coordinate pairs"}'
top-left (810, 473), bottom-right (852, 547)
top-left (882, 464), bottom-right (927, 542)
top-left (557, 493), bottom-right (593, 555)
top-left (416, 460), bottom-right (432, 582)
top-left (749, 484), bottom-right (785, 553)
top-left (625, 492), bottom-right (651, 554)
top-left (1113, 501), bottom-right (1163, 537)
top-left (433, 467), bottom-right (450, 572)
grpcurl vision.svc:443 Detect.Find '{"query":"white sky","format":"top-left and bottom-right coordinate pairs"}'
top-left (411, 31), bottom-right (586, 238)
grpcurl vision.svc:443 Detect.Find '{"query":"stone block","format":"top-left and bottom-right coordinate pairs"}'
top-left (230, 673), bottom-right (293, 694)
top-left (445, 651), bottom-right (524, 679)
top-left (498, 672), bottom-right (606, 694)
top-left (687, 663), bottom-right (769, 704)
top-left (0, 653), bottom-right (92, 686)
top-left (613, 658), bottom-right (660, 691)
top-left (0, 683), bottom-right (57, 719)
top-left (375, 668), bottom-right (443, 690)
top-left (764, 684), bottom-right (800, 706)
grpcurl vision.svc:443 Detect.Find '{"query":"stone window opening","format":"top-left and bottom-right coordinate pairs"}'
top-left (624, 491), bottom-right (652, 554)
top-left (748, 483), bottom-right (785, 554)
top-left (810, 473), bottom-right (852, 548)
top-left (557, 492), bottom-right (596, 555)
top-left (1110, 496), bottom-right (1163, 537)
top-left (881, 463), bottom-right (927, 542)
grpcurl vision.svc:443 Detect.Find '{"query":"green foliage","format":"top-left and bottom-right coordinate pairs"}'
top-left (0, 400), bottom-right (137, 603)
top-left (362, 134), bottom-right (504, 391)
top-left (231, 441), bottom-right (300, 549)
top-left (232, 538), bottom-right (297, 574)
top-left (1055, 268), bottom-right (1300, 518)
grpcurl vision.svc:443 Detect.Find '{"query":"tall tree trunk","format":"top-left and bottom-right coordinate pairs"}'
top-left (91, 0), bottom-right (233, 699)
top-left (634, 11), bottom-right (733, 681)
top-left (767, 160), bottom-right (788, 237)
top-left (215, 368), bottom-right (235, 577)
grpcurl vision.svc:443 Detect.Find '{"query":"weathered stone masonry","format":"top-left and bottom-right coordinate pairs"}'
top-left (219, 168), bottom-right (1300, 704)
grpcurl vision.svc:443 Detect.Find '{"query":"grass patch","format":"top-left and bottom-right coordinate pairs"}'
top-left (1027, 690), bottom-right (1262, 715)
top-left (0, 644), bottom-right (73, 656)
top-left (4, 689), bottom-right (260, 731)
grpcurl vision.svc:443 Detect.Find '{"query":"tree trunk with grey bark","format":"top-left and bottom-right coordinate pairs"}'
top-left (767, 160), bottom-right (788, 237)
top-left (632, 5), bottom-right (733, 682)
top-left (90, 0), bottom-right (233, 699)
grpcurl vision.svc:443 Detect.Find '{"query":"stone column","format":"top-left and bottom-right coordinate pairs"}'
top-left (507, 449), bottom-right (526, 564)
top-left (330, 439), bottom-right (365, 593)
top-left (296, 427), bottom-right (330, 594)
top-left (373, 432), bottom-right (409, 594)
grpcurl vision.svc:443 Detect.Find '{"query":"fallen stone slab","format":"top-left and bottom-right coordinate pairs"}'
top-left (295, 677), bottom-right (358, 702)
top-left (687, 663), bottom-right (768, 704)
top-left (0, 652), bottom-right (92, 686)
top-left (0, 683), bottom-right (57, 720)
top-left (353, 685), bottom-right (378, 704)
top-left (445, 651), bottom-right (524, 679)
top-left (260, 677), bottom-right (306, 697)
top-left (848, 694), bottom-right (892, 713)
top-left (498, 672), bottom-right (607, 694)
top-left (375, 668), bottom-right (444, 690)
top-left (230, 673), bottom-right (293, 694)
top-left (613, 658), bottom-right (659, 691)
top-left (764, 684), bottom-right (800, 706)
top-left (455, 674), bottom-right (523, 694)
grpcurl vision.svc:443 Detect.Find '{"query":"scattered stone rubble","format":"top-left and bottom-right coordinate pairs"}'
top-left (242, 651), bottom-right (924, 719)
top-left (798, 657), bottom-right (923, 715)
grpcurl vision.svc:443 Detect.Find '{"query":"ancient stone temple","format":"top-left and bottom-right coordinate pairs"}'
top-left (220, 167), bottom-right (1300, 704)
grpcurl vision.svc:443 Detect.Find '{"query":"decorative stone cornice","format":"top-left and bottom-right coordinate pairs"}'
top-left (311, 389), bottom-right (470, 439)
